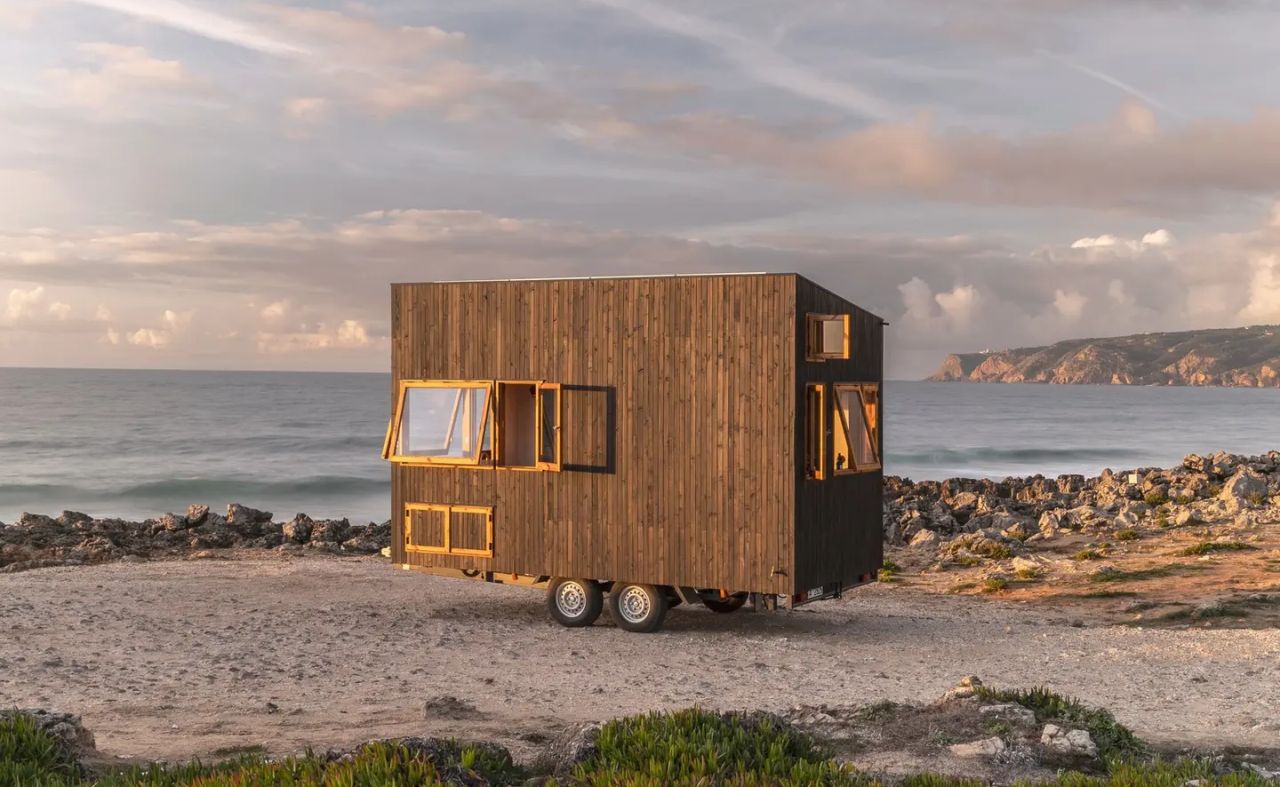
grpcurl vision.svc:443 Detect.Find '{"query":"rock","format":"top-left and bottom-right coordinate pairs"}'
top-left (281, 514), bottom-right (314, 544)
top-left (1040, 724), bottom-right (1098, 758)
top-left (531, 722), bottom-right (602, 778)
top-left (1220, 468), bottom-right (1267, 505)
top-left (941, 675), bottom-right (984, 701)
top-left (1011, 556), bottom-right (1042, 576)
top-left (310, 518), bottom-right (351, 543)
top-left (948, 736), bottom-right (1006, 758)
top-left (226, 503), bottom-right (273, 536)
top-left (57, 511), bottom-right (93, 526)
top-left (186, 504), bottom-right (210, 525)
top-left (1038, 510), bottom-right (1064, 536)
top-left (16, 512), bottom-right (58, 529)
top-left (158, 512), bottom-right (188, 532)
top-left (979, 703), bottom-right (1037, 726)
top-left (909, 529), bottom-right (939, 547)
top-left (1173, 508), bottom-right (1198, 527)
top-left (0, 709), bottom-right (97, 755)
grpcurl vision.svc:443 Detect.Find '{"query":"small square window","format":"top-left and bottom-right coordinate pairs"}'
top-left (806, 314), bottom-right (849, 360)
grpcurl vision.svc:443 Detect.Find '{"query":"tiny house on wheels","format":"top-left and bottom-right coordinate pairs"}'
top-left (381, 273), bottom-right (884, 633)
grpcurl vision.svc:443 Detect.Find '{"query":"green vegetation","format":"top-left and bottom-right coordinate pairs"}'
top-left (6, 706), bottom-right (1276, 787)
top-left (570, 709), bottom-right (864, 785)
top-left (981, 576), bottom-right (1009, 593)
top-left (971, 686), bottom-right (1144, 762)
top-left (1014, 565), bottom-right (1041, 580)
top-left (879, 560), bottom-right (900, 582)
top-left (1072, 548), bottom-right (1106, 561)
top-left (1143, 492), bottom-right (1169, 506)
top-left (1113, 529), bottom-right (1139, 542)
top-left (1178, 541), bottom-right (1257, 557)
top-left (971, 541), bottom-right (1014, 560)
top-left (1079, 589), bottom-right (1139, 599)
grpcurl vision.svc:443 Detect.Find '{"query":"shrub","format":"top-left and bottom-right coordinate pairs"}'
top-left (1143, 492), bottom-right (1169, 506)
top-left (1178, 541), bottom-right (1257, 557)
top-left (1114, 529), bottom-right (1139, 542)
top-left (1073, 548), bottom-right (1105, 561)
top-left (879, 560), bottom-right (900, 582)
top-left (571, 709), bottom-right (870, 786)
top-left (972, 686), bottom-right (1144, 762)
top-left (980, 577), bottom-right (1008, 593)
top-left (0, 712), bottom-right (81, 786)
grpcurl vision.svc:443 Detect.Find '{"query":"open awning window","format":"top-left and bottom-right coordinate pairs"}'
top-left (383, 381), bottom-right (493, 465)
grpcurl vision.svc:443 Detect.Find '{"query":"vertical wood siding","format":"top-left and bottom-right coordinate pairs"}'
top-left (792, 278), bottom-right (885, 591)
top-left (390, 274), bottom-right (798, 593)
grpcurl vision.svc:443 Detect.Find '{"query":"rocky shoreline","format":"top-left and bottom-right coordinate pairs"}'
top-left (884, 450), bottom-right (1277, 562)
top-left (2, 449), bottom-right (1277, 576)
top-left (0, 503), bottom-right (391, 574)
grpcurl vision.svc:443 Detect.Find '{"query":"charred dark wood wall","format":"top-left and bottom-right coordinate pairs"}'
top-left (792, 277), bottom-right (885, 592)
top-left (390, 274), bottom-right (798, 593)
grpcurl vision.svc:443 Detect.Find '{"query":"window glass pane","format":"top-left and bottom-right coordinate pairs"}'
top-left (805, 385), bottom-right (823, 478)
top-left (833, 389), bottom-right (852, 472)
top-left (848, 389), bottom-right (877, 467)
top-left (821, 319), bottom-right (845, 355)
top-left (398, 386), bottom-right (489, 459)
top-left (538, 387), bottom-right (558, 464)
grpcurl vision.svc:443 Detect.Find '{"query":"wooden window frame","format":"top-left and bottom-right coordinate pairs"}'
top-left (384, 378), bottom-right (564, 472)
top-left (832, 383), bottom-right (881, 474)
top-left (404, 503), bottom-right (494, 558)
top-left (806, 313), bottom-right (850, 361)
top-left (536, 382), bottom-right (562, 471)
top-left (804, 383), bottom-right (825, 480)
top-left (383, 380), bottom-right (494, 466)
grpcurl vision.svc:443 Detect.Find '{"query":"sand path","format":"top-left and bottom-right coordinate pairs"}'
top-left (2, 555), bottom-right (1277, 762)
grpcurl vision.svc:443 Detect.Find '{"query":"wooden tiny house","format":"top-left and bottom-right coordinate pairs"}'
top-left (383, 273), bottom-right (884, 632)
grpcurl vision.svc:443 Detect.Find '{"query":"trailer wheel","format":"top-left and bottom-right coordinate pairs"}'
top-left (546, 578), bottom-right (603, 628)
top-left (607, 583), bottom-right (669, 633)
top-left (702, 592), bottom-right (748, 614)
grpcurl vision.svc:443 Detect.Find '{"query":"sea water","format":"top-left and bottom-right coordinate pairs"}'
top-left (1, 368), bottom-right (1278, 523)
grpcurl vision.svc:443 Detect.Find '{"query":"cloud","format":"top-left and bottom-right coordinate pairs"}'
top-left (654, 107), bottom-right (1280, 212)
top-left (4, 286), bottom-right (45, 323)
top-left (284, 97), bottom-right (329, 124)
top-left (1037, 50), bottom-right (1180, 118)
top-left (251, 5), bottom-right (462, 65)
top-left (1069, 228), bottom-right (1176, 255)
top-left (47, 301), bottom-right (72, 320)
top-left (1053, 289), bottom-right (1087, 319)
top-left (5, 203), bottom-right (1280, 375)
top-left (65, 0), bottom-right (307, 56)
top-left (46, 43), bottom-right (195, 108)
top-left (584, 0), bottom-right (892, 120)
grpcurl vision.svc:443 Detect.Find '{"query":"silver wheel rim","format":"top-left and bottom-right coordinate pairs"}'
top-left (618, 586), bottom-right (652, 624)
top-left (556, 581), bottom-right (588, 618)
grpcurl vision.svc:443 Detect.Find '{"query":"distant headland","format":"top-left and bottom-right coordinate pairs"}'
top-left (928, 325), bottom-right (1280, 386)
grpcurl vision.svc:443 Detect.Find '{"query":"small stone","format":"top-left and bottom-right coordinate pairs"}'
top-left (1041, 724), bottom-right (1098, 758)
top-left (979, 703), bottom-right (1036, 726)
top-left (948, 736), bottom-right (1006, 758)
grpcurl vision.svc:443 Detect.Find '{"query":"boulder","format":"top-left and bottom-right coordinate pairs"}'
top-left (186, 504), bottom-right (210, 525)
top-left (909, 529), bottom-right (939, 547)
top-left (310, 518), bottom-right (351, 544)
top-left (16, 512), bottom-right (57, 529)
top-left (281, 514), bottom-right (314, 544)
top-left (158, 512), bottom-right (188, 532)
top-left (56, 511), bottom-right (93, 527)
top-left (1040, 724), bottom-right (1098, 758)
top-left (1220, 468), bottom-right (1267, 506)
top-left (226, 504), bottom-right (273, 537)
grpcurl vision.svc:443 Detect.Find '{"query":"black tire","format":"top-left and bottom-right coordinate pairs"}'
top-left (607, 582), bottom-right (669, 633)
top-left (546, 578), bottom-right (603, 628)
top-left (702, 592), bottom-right (748, 614)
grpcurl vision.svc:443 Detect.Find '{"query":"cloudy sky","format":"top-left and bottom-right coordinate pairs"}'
top-left (2, 0), bottom-right (1280, 377)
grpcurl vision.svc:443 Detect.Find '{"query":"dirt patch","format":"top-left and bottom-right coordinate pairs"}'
top-left (2, 555), bottom-right (1279, 764)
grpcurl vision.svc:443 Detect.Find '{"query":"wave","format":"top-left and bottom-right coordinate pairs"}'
top-left (889, 446), bottom-right (1132, 466)
top-left (0, 475), bottom-right (388, 506)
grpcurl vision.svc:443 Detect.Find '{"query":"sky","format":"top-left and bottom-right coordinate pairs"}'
top-left (2, 1), bottom-right (1280, 377)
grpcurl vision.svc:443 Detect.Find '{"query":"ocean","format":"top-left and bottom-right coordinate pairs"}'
top-left (1, 368), bottom-right (1278, 524)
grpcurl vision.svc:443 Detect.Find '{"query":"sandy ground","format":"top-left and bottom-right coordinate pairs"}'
top-left (2, 554), bottom-right (1278, 764)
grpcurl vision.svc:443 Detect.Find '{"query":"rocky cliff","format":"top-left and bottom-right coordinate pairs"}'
top-left (928, 325), bottom-right (1280, 386)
